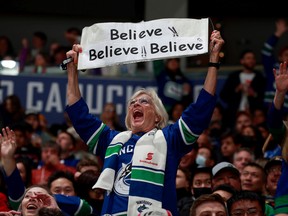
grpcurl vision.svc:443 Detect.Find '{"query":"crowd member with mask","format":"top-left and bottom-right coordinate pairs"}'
top-left (196, 146), bottom-right (216, 168)
top-left (177, 167), bottom-right (212, 216)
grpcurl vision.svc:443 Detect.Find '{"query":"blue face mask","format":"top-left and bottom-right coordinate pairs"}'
top-left (196, 154), bottom-right (207, 167)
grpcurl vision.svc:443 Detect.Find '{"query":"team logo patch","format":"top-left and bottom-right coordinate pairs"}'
top-left (136, 200), bottom-right (153, 213)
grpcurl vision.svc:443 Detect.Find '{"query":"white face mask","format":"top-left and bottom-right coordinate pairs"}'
top-left (196, 154), bottom-right (207, 167)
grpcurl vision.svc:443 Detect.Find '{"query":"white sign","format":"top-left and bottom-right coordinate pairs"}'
top-left (78, 18), bottom-right (209, 70)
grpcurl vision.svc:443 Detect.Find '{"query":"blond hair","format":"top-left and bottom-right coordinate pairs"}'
top-left (125, 88), bottom-right (168, 130)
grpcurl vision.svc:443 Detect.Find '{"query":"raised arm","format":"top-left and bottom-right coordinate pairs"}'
top-left (0, 127), bottom-right (26, 210)
top-left (66, 45), bottom-right (83, 106)
top-left (274, 18), bottom-right (288, 38)
top-left (273, 62), bottom-right (288, 110)
top-left (0, 127), bottom-right (17, 176)
top-left (203, 30), bottom-right (225, 95)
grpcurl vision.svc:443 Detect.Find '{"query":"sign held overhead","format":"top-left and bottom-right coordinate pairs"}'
top-left (78, 18), bottom-right (209, 70)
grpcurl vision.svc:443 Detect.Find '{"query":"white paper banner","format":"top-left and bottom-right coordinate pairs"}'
top-left (78, 18), bottom-right (209, 70)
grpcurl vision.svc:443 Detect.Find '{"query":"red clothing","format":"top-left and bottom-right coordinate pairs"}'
top-left (0, 192), bottom-right (10, 211)
top-left (32, 163), bottom-right (76, 185)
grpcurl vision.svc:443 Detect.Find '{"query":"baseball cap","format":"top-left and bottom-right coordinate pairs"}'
top-left (264, 156), bottom-right (282, 174)
top-left (212, 161), bottom-right (240, 177)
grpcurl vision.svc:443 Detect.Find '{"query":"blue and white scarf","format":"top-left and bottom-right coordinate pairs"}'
top-left (93, 128), bottom-right (167, 215)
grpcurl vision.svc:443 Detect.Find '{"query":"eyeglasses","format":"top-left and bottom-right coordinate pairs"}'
top-left (231, 208), bottom-right (262, 216)
top-left (128, 97), bottom-right (151, 107)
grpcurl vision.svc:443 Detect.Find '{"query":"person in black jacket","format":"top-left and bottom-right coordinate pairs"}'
top-left (219, 49), bottom-right (266, 128)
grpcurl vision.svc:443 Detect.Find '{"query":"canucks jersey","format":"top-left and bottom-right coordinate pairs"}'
top-left (65, 88), bottom-right (217, 216)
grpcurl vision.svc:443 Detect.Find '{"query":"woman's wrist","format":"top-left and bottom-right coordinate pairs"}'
top-left (208, 62), bottom-right (220, 69)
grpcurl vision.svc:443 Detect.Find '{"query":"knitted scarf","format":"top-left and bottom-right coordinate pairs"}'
top-left (93, 128), bottom-right (167, 215)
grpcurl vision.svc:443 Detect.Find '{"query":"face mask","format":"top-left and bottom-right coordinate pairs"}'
top-left (193, 187), bottom-right (212, 198)
top-left (196, 154), bottom-right (207, 167)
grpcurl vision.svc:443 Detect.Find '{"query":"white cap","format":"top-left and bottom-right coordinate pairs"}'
top-left (212, 161), bottom-right (240, 177)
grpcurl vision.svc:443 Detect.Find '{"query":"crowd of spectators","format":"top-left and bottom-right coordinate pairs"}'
top-left (0, 19), bottom-right (287, 216)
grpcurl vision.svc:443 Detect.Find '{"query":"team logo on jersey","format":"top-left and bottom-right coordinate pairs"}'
top-left (136, 200), bottom-right (152, 213)
top-left (137, 204), bottom-right (149, 213)
top-left (114, 162), bottom-right (132, 196)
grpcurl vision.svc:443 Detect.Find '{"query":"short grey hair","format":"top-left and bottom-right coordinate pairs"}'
top-left (125, 88), bottom-right (168, 130)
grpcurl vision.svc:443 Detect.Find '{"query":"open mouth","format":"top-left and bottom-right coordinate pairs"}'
top-left (133, 110), bottom-right (143, 120)
top-left (27, 203), bottom-right (38, 210)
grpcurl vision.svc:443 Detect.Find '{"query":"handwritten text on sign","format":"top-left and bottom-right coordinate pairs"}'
top-left (78, 18), bottom-right (209, 70)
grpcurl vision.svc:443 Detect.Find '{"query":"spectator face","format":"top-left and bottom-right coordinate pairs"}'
top-left (192, 172), bottom-right (212, 197)
top-left (266, 164), bottom-right (281, 196)
top-left (127, 93), bottom-right (158, 133)
top-left (230, 199), bottom-right (264, 216)
top-left (56, 132), bottom-right (74, 152)
top-left (101, 103), bottom-right (116, 122)
top-left (241, 166), bottom-right (265, 193)
top-left (240, 52), bottom-right (256, 70)
top-left (252, 109), bottom-right (266, 126)
top-left (235, 113), bottom-right (252, 133)
top-left (241, 125), bottom-right (256, 137)
top-left (192, 172), bottom-right (212, 189)
top-left (25, 114), bottom-right (39, 130)
top-left (197, 133), bottom-right (211, 148)
top-left (233, 150), bottom-right (254, 172)
top-left (176, 169), bottom-right (190, 189)
top-left (195, 201), bottom-right (227, 216)
top-left (197, 147), bottom-right (214, 167)
top-left (4, 98), bottom-right (14, 113)
top-left (41, 147), bottom-right (59, 165)
top-left (221, 136), bottom-right (238, 158)
top-left (32, 35), bottom-right (46, 49)
top-left (212, 170), bottom-right (241, 191)
top-left (171, 103), bottom-right (184, 122)
top-left (21, 186), bottom-right (58, 216)
top-left (166, 58), bottom-right (180, 72)
top-left (14, 130), bottom-right (29, 147)
top-left (17, 162), bottom-right (27, 183)
top-left (50, 177), bottom-right (75, 196)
